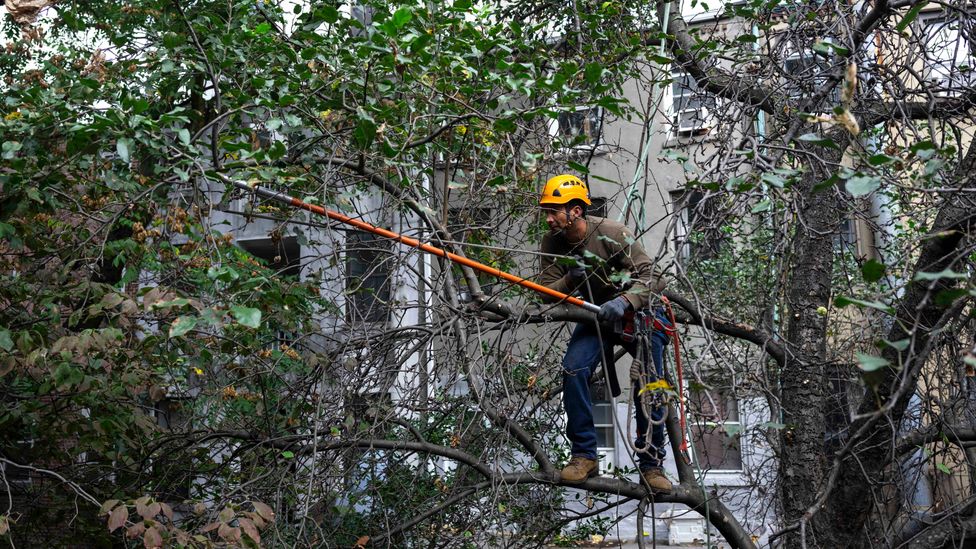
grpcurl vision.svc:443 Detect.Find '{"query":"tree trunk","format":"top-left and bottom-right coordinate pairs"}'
top-left (777, 143), bottom-right (846, 547)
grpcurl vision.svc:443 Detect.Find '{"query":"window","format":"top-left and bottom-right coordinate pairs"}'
top-left (594, 401), bottom-right (615, 450)
top-left (589, 196), bottom-right (608, 218)
top-left (670, 72), bottom-right (715, 136)
top-left (783, 49), bottom-right (837, 106)
top-left (832, 217), bottom-right (857, 253)
top-left (345, 231), bottom-right (392, 323)
top-left (550, 106), bottom-right (603, 149)
top-left (672, 190), bottom-right (700, 263)
top-left (592, 385), bottom-right (616, 470)
top-left (153, 398), bottom-right (193, 499)
top-left (446, 207), bottom-right (492, 243)
top-left (0, 438), bottom-right (34, 488)
top-left (671, 190), bottom-right (721, 262)
top-left (344, 392), bottom-right (392, 512)
top-left (924, 17), bottom-right (975, 95)
top-left (237, 236), bottom-right (302, 279)
top-left (689, 390), bottom-right (742, 471)
top-left (238, 236), bottom-right (301, 347)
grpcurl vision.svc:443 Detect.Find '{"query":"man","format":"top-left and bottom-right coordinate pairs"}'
top-left (537, 173), bottom-right (672, 493)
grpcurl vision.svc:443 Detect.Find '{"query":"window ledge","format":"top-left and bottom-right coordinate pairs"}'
top-left (552, 143), bottom-right (611, 159)
top-left (696, 470), bottom-right (748, 486)
top-left (662, 131), bottom-right (721, 149)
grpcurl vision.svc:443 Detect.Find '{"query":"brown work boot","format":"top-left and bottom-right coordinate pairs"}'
top-left (641, 468), bottom-right (672, 493)
top-left (560, 456), bottom-right (598, 484)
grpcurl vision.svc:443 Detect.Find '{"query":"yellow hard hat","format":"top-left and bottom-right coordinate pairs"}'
top-left (539, 174), bottom-right (591, 206)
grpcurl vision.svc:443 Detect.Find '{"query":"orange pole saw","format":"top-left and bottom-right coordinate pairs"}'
top-left (230, 180), bottom-right (602, 314)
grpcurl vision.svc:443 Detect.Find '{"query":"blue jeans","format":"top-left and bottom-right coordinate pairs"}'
top-left (562, 312), bottom-right (670, 471)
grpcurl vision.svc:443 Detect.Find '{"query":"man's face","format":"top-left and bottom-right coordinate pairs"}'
top-left (543, 205), bottom-right (578, 235)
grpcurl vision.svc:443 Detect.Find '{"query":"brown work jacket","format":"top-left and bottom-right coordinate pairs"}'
top-left (538, 216), bottom-right (666, 309)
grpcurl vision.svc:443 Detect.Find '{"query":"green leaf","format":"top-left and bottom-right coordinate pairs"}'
top-left (0, 328), bottom-right (12, 352)
top-left (834, 296), bottom-right (894, 314)
top-left (846, 174), bottom-right (881, 196)
top-left (207, 266), bottom-right (240, 282)
top-left (116, 139), bottom-right (131, 163)
top-left (169, 316), bottom-right (197, 338)
top-left (761, 173), bottom-right (785, 188)
top-left (254, 22), bottom-right (272, 35)
top-left (392, 7), bottom-right (412, 28)
top-left (352, 119), bottom-right (377, 149)
top-left (178, 128), bottom-right (191, 146)
top-left (936, 462), bottom-right (951, 475)
top-left (880, 338), bottom-right (910, 352)
top-left (162, 32), bottom-right (184, 49)
top-left (913, 269), bottom-right (969, 282)
top-left (861, 259), bottom-right (885, 283)
top-left (896, 1), bottom-right (928, 32)
top-left (796, 133), bottom-right (838, 149)
top-left (868, 154), bottom-right (897, 166)
top-left (132, 98), bottom-right (150, 114)
top-left (2, 141), bottom-right (22, 160)
top-left (751, 199), bottom-right (771, 213)
top-left (230, 306), bottom-right (262, 329)
top-left (566, 161), bottom-right (590, 174)
top-left (856, 352), bottom-right (890, 372)
top-left (152, 297), bottom-right (192, 310)
top-left (935, 288), bottom-right (970, 306)
top-left (318, 6), bottom-right (339, 23)
top-left (493, 118), bottom-right (516, 133)
top-left (584, 63), bottom-right (603, 84)
top-left (281, 451), bottom-right (295, 459)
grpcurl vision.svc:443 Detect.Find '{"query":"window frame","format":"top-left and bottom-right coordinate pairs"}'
top-left (344, 230), bottom-right (393, 324)
top-left (591, 390), bottom-right (617, 471)
top-left (547, 105), bottom-right (606, 153)
top-left (237, 236), bottom-right (303, 348)
top-left (668, 71), bottom-right (716, 137)
top-left (688, 389), bottom-right (743, 473)
top-left (782, 44), bottom-right (839, 108)
top-left (921, 15), bottom-right (976, 96)
top-left (670, 190), bottom-right (705, 263)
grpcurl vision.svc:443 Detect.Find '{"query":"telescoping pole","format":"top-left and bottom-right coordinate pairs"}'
top-left (230, 180), bottom-right (602, 315)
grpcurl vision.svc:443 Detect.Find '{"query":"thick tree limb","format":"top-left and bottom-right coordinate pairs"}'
top-left (194, 429), bottom-right (758, 549)
top-left (817, 137), bottom-right (976, 548)
top-left (663, 290), bottom-right (786, 367)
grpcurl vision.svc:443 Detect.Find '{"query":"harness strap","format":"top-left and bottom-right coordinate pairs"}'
top-left (660, 296), bottom-right (690, 462)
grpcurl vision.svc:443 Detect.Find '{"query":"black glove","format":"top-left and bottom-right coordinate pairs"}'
top-left (567, 256), bottom-right (586, 282)
top-left (598, 296), bottom-right (631, 322)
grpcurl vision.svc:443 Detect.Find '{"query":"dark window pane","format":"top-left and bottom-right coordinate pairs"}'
top-left (556, 108), bottom-right (603, 147)
top-left (238, 237), bottom-right (301, 279)
top-left (446, 207), bottom-right (492, 242)
top-left (589, 197), bottom-right (608, 218)
top-left (832, 217), bottom-right (857, 252)
top-left (593, 402), bottom-right (612, 425)
top-left (689, 389), bottom-right (742, 470)
top-left (345, 231), bottom-right (392, 323)
top-left (691, 424), bottom-right (742, 470)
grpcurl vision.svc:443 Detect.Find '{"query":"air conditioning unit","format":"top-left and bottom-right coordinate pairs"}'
top-left (677, 107), bottom-right (711, 135)
top-left (930, 72), bottom-right (975, 97)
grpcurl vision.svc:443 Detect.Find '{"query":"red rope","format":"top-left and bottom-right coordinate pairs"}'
top-left (660, 296), bottom-right (690, 462)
